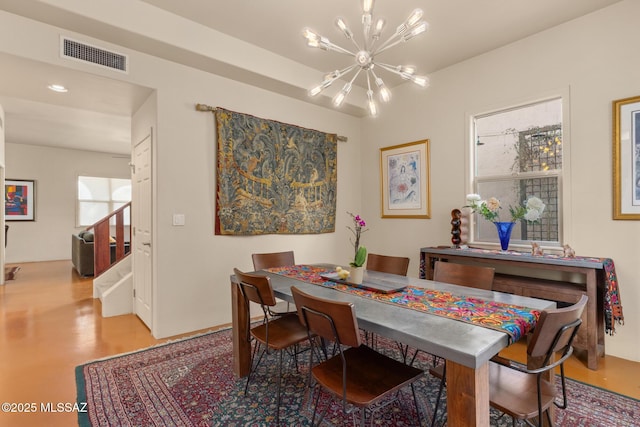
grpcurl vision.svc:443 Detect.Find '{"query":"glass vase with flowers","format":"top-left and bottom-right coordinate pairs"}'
top-left (465, 194), bottom-right (546, 251)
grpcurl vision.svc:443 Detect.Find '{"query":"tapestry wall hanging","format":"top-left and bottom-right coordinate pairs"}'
top-left (214, 108), bottom-right (337, 235)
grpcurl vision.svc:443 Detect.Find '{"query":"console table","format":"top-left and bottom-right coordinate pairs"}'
top-left (420, 246), bottom-right (608, 370)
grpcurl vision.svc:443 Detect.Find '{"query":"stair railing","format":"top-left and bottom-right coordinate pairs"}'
top-left (85, 202), bottom-right (132, 277)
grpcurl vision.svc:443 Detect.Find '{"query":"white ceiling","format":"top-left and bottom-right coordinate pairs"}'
top-left (0, 0), bottom-right (622, 155)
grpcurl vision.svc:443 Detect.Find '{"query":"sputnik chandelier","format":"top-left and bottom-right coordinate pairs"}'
top-left (303, 0), bottom-right (429, 117)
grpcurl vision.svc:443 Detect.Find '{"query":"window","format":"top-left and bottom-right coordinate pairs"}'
top-left (471, 98), bottom-right (563, 247)
top-left (77, 176), bottom-right (131, 226)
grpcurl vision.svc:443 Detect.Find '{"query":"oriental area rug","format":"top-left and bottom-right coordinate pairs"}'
top-left (76, 328), bottom-right (639, 426)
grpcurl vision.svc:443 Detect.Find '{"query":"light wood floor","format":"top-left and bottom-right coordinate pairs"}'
top-left (0, 260), bottom-right (638, 427)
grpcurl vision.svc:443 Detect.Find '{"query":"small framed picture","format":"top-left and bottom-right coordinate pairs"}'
top-left (5, 179), bottom-right (36, 221)
top-left (613, 95), bottom-right (640, 219)
top-left (380, 139), bottom-right (431, 218)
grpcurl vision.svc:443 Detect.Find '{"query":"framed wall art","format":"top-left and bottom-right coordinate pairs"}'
top-left (5, 179), bottom-right (36, 221)
top-left (380, 139), bottom-right (430, 218)
top-left (613, 95), bottom-right (640, 220)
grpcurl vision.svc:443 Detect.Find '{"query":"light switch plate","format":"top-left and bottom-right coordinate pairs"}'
top-left (172, 214), bottom-right (185, 226)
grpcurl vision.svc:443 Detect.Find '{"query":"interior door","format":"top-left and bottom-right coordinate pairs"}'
top-left (133, 130), bottom-right (152, 328)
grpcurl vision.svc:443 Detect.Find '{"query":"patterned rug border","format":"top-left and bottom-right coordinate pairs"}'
top-left (75, 327), bottom-right (232, 427)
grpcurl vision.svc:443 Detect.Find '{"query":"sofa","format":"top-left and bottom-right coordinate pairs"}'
top-left (72, 231), bottom-right (130, 277)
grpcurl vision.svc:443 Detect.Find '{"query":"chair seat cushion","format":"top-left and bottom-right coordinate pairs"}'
top-left (312, 345), bottom-right (424, 407)
top-left (489, 362), bottom-right (556, 420)
top-left (250, 313), bottom-right (309, 350)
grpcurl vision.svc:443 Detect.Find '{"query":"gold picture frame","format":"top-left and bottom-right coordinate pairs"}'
top-left (380, 139), bottom-right (430, 218)
top-left (613, 95), bottom-right (640, 219)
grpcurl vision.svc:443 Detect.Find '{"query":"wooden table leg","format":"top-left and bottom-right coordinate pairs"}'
top-left (585, 269), bottom-right (598, 370)
top-left (231, 280), bottom-right (251, 378)
top-left (447, 360), bottom-right (490, 427)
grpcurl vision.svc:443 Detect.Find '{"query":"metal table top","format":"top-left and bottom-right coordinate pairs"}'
top-left (260, 265), bottom-right (555, 369)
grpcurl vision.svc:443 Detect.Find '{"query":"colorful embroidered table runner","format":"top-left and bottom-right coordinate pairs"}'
top-left (267, 265), bottom-right (540, 343)
top-left (453, 248), bottom-right (624, 335)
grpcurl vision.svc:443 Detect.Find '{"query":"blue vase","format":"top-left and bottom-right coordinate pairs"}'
top-left (494, 222), bottom-right (515, 252)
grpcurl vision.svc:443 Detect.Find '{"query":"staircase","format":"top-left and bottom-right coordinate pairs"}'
top-left (84, 203), bottom-right (134, 317)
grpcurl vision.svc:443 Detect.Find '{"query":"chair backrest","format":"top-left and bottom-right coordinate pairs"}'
top-left (366, 253), bottom-right (410, 276)
top-left (233, 268), bottom-right (277, 307)
top-left (527, 294), bottom-right (587, 369)
top-left (433, 261), bottom-right (495, 290)
top-left (252, 251), bottom-right (295, 270)
top-left (291, 286), bottom-right (361, 348)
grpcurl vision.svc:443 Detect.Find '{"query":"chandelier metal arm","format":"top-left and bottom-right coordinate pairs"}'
top-left (374, 21), bottom-right (427, 56)
top-left (309, 64), bottom-right (360, 97)
top-left (321, 39), bottom-right (356, 56)
top-left (377, 62), bottom-right (429, 87)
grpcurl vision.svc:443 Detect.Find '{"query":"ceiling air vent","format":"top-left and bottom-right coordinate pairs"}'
top-left (60, 37), bottom-right (128, 73)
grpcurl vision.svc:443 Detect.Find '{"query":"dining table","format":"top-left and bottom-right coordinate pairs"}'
top-left (230, 264), bottom-right (556, 427)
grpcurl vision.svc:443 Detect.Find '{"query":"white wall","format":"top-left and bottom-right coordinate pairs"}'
top-left (4, 143), bottom-right (130, 263)
top-left (361, 0), bottom-right (640, 362)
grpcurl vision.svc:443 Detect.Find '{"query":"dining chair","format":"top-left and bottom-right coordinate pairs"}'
top-left (366, 253), bottom-right (410, 276)
top-left (364, 253), bottom-right (410, 351)
top-left (233, 268), bottom-right (309, 425)
top-left (252, 250), bottom-right (295, 270)
top-left (290, 286), bottom-right (425, 427)
top-left (252, 250), bottom-right (297, 316)
top-left (426, 261), bottom-right (496, 426)
top-left (489, 294), bottom-right (587, 426)
top-left (432, 260), bottom-right (495, 290)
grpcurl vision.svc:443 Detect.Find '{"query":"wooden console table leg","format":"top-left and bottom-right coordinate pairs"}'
top-left (586, 269), bottom-right (599, 370)
top-left (231, 280), bottom-right (251, 378)
top-left (447, 360), bottom-right (490, 427)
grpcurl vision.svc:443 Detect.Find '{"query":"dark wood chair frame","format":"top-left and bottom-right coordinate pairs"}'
top-left (292, 286), bottom-right (424, 427)
top-left (489, 294), bottom-right (587, 427)
top-left (366, 253), bottom-right (410, 276)
top-left (251, 250), bottom-right (295, 270)
top-left (251, 251), bottom-right (297, 316)
top-left (234, 268), bottom-right (309, 425)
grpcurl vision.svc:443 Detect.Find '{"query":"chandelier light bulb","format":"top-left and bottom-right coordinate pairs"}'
top-left (333, 92), bottom-right (346, 107)
top-left (403, 21), bottom-right (428, 42)
top-left (405, 9), bottom-right (424, 28)
top-left (375, 78), bottom-right (391, 102)
top-left (411, 75), bottom-right (429, 88)
top-left (302, 27), bottom-right (319, 43)
top-left (333, 82), bottom-right (353, 107)
top-left (372, 18), bottom-right (385, 40)
top-left (304, 1), bottom-right (429, 116)
top-left (399, 65), bottom-right (416, 75)
top-left (309, 79), bottom-right (333, 96)
top-left (335, 17), bottom-right (353, 39)
top-left (396, 65), bottom-right (416, 79)
top-left (362, 0), bottom-right (374, 14)
top-left (309, 85), bottom-right (323, 97)
top-left (367, 90), bottom-right (378, 117)
top-left (324, 70), bottom-right (340, 80)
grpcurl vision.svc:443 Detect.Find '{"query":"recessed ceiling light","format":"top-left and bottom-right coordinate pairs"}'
top-left (47, 84), bottom-right (68, 93)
